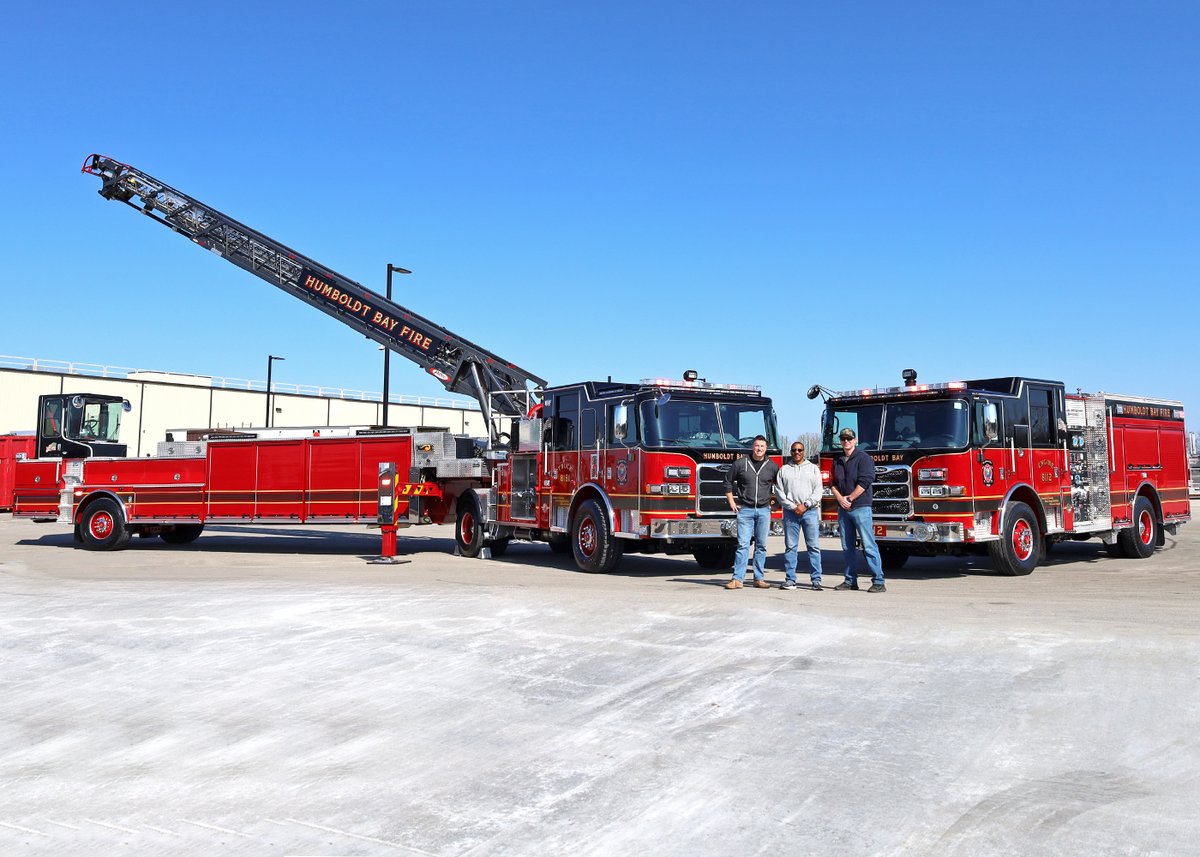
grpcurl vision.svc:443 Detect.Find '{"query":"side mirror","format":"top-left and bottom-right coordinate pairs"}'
top-left (983, 403), bottom-right (999, 442)
top-left (613, 403), bottom-right (629, 442)
top-left (806, 385), bottom-right (822, 400)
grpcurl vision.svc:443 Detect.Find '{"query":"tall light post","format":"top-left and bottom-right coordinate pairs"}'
top-left (382, 263), bottom-right (411, 426)
top-left (266, 354), bottom-right (285, 428)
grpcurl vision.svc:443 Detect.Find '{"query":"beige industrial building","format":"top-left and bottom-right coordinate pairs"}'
top-left (0, 357), bottom-right (486, 456)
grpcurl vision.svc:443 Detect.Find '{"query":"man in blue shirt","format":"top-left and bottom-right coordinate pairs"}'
top-left (831, 428), bottom-right (886, 593)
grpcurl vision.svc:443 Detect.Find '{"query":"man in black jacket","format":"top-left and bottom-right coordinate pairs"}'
top-left (831, 427), bottom-right (886, 592)
top-left (723, 435), bottom-right (779, 590)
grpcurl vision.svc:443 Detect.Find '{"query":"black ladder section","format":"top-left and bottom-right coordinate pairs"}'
top-left (82, 155), bottom-right (545, 421)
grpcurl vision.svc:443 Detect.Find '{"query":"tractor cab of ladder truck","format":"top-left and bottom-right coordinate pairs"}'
top-left (35, 393), bottom-right (130, 459)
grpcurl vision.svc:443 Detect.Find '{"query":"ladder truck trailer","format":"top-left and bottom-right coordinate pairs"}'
top-left (808, 371), bottom-right (1189, 575)
top-left (11, 156), bottom-right (783, 572)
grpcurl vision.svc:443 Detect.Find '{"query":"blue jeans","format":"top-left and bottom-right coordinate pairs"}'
top-left (782, 506), bottom-right (822, 584)
top-left (838, 505), bottom-right (884, 586)
top-left (733, 506), bottom-right (771, 581)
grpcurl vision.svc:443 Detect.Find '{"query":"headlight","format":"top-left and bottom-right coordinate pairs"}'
top-left (647, 483), bottom-right (692, 495)
top-left (918, 468), bottom-right (947, 481)
top-left (917, 485), bottom-right (965, 497)
top-left (664, 466), bottom-right (692, 479)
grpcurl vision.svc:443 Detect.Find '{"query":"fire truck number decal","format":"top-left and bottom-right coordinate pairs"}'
top-left (874, 525), bottom-right (886, 537)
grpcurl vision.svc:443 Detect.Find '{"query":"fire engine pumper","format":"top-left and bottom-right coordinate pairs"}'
top-left (11, 155), bottom-right (783, 572)
top-left (807, 370), bottom-right (1190, 575)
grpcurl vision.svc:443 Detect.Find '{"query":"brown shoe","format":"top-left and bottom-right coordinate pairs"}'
top-left (724, 579), bottom-right (743, 590)
top-left (753, 579), bottom-right (771, 588)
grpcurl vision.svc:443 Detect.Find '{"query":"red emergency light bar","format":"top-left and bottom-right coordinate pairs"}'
top-left (838, 381), bottom-right (967, 399)
top-left (641, 378), bottom-right (762, 394)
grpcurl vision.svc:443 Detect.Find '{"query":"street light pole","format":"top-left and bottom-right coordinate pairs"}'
top-left (266, 354), bottom-right (285, 428)
top-left (381, 263), bottom-right (411, 426)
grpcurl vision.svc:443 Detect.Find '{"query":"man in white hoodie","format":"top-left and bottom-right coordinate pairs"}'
top-left (774, 440), bottom-right (824, 590)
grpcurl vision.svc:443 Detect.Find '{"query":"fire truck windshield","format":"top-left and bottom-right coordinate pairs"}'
top-left (639, 398), bottom-right (780, 450)
top-left (822, 399), bottom-right (969, 452)
top-left (65, 400), bottom-right (124, 443)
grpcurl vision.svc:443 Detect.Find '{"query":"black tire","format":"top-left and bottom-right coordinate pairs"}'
top-left (80, 498), bottom-right (131, 551)
top-left (571, 499), bottom-right (623, 573)
top-left (161, 524), bottom-right (204, 544)
top-left (547, 532), bottom-right (571, 554)
top-left (455, 494), bottom-right (485, 558)
top-left (879, 547), bottom-right (910, 570)
top-left (488, 538), bottom-right (510, 558)
top-left (987, 501), bottom-right (1040, 576)
top-left (692, 542), bottom-right (737, 569)
top-left (1116, 495), bottom-right (1157, 559)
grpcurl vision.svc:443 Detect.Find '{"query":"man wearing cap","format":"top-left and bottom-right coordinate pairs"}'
top-left (832, 428), bottom-right (886, 593)
top-left (723, 435), bottom-right (779, 590)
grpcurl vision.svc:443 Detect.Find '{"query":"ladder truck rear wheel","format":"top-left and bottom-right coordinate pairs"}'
top-left (455, 494), bottom-right (485, 558)
top-left (988, 501), bottom-right (1040, 576)
top-left (161, 524), bottom-right (205, 545)
top-left (1116, 496), bottom-right (1157, 560)
top-left (80, 498), bottom-right (131, 552)
top-left (571, 499), bottom-right (623, 573)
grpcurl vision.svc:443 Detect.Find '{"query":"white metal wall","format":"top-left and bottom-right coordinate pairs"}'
top-left (0, 368), bottom-right (486, 456)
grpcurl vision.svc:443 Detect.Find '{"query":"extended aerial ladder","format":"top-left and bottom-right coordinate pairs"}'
top-left (82, 155), bottom-right (546, 430)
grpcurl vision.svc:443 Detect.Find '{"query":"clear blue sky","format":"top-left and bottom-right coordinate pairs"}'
top-left (2, 1), bottom-right (1197, 438)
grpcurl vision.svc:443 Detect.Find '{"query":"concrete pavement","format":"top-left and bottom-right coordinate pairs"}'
top-left (1, 511), bottom-right (1197, 856)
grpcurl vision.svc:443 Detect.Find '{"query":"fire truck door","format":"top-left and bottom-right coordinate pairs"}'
top-left (549, 390), bottom-right (580, 521)
top-left (581, 406), bottom-right (601, 482)
top-left (1027, 385), bottom-right (1069, 528)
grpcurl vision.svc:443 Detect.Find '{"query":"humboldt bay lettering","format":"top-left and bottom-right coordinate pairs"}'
top-left (300, 269), bottom-right (440, 352)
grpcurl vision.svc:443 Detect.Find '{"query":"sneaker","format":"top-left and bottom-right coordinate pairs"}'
top-left (868, 583), bottom-right (887, 593)
top-left (724, 579), bottom-right (743, 590)
top-left (780, 580), bottom-right (797, 590)
top-left (810, 582), bottom-right (823, 591)
top-left (753, 579), bottom-right (771, 589)
top-left (833, 582), bottom-right (859, 591)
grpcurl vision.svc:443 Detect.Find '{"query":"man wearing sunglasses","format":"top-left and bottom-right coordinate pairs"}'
top-left (774, 441), bottom-right (824, 590)
top-left (831, 428), bottom-right (886, 592)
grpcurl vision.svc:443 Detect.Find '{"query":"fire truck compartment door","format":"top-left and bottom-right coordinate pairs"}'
top-left (511, 456), bottom-right (537, 520)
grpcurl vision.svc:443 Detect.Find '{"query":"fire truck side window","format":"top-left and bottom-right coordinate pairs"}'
top-left (1029, 388), bottom-right (1056, 447)
top-left (41, 399), bottom-right (62, 437)
top-left (552, 392), bottom-right (579, 451)
top-left (580, 408), bottom-right (598, 448)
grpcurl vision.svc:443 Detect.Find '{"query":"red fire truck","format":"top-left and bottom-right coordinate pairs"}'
top-left (11, 156), bottom-right (782, 571)
top-left (808, 371), bottom-right (1190, 574)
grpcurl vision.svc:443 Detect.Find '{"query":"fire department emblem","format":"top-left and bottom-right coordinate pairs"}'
top-left (981, 459), bottom-right (994, 487)
top-left (616, 460), bottom-right (629, 486)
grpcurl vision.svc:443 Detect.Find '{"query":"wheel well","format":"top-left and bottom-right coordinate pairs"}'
top-left (1133, 484), bottom-right (1165, 546)
top-left (75, 491), bottom-right (124, 525)
top-left (1004, 486), bottom-right (1046, 534)
top-left (1135, 484), bottom-right (1163, 521)
top-left (569, 486), bottom-right (612, 532)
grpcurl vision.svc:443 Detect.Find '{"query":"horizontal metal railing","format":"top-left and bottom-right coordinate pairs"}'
top-left (0, 355), bottom-right (478, 411)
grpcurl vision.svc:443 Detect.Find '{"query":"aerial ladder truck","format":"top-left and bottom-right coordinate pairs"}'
top-left (12, 156), bottom-right (783, 573)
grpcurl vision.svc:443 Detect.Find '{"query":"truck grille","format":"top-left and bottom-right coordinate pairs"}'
top-left (698, 463), bottom-right (732, 514)
top-left (873, 465), bottom-right (911, 517)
